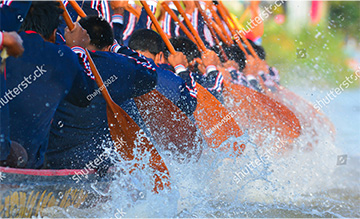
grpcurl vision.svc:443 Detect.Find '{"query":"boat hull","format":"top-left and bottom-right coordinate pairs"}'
top-left (0, 167), bottom-right (112, 217)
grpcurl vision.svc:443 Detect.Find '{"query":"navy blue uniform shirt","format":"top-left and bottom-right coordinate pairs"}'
top-left (0, 1), bottom-right (31, 161)
top-left (47, 47), bottom-right (157, 169)
top-left (153, 61), bottom-right (197, 116)
top-left (5, 31), bottom-right (93, 168)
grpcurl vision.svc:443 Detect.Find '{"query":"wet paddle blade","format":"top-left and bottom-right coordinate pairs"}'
top-left (222, 70), bottom-right (300, 139)
top-left (134, 90), bottom-right (203, 162)
top-left (239, 84), bottom-right (301, 138)
top-left (106, 103), bottom-right (170, 192)
top-left (223, 81), bottom-right (266, 130)
top-left (60, 0), bottom-right (170, 192)
top-left (194, 83), bottom-right (245, 155)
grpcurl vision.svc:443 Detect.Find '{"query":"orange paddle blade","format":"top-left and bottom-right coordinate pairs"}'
top-left (223, 80), bottom-right (263, 128)
top-left (222, 81), bottom-right (279, 147)
top-left (269, 85), bottom-right (335, 140)
top-left (223, 78), bottom-right (299, 139)
top-left (221, 68), bottom-right (300, 139)
top-left (238, 84), bottom-right (301, 138)
top-left (60, 0), bottom-right (170, 192)
top-left (194, 83), bottom-right (245, 155)
top-left (134, 90), bottom-right (203, 162)
top-left (106, 103), bottom-right (170, 193)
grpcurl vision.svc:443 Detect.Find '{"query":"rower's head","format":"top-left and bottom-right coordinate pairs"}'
top-left (128, 29), bottom-right (166, 64)
top-left (224, 45), bottom-right (246, 71)
top-left (169, 37), bottom-right (201, 63)
top-left (20, 1), bottom-right (63, 43)
top-left (168, 37), bottom-right (201, 72)
top-left (79, 16), bottom-right (114, 51)
top-left (248, 39), bottom-right (266, 60)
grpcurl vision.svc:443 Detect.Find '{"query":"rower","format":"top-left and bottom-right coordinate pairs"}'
top-left (128, 28), bottom-right (198, 117)
top-left (0, 1), bottom-right (32, 168)
top-left (47, 15), bottom-right (158, 169)
top-left (5, 1), bottom-right (94, 169)
top-left (169, 37), bottom-right (225, 103)
top-left (0, 31), bottom-right (28, 168)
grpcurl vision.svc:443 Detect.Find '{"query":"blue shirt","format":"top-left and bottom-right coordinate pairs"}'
top-left (5, 31), bottom-right (93, 168)
top-left (0, 1), bottom-right (31, 161)
top-left (47, 47), bottom-right (157, 169)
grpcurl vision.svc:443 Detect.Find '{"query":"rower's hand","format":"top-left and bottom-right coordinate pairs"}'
top-left (2, 31), bottom-right (24, 57)
top-left (201, 50), bottom-right (221, 68)
top-left (110, 0), bottom-right (128, 9)
top-left (223, 60), bottom-right (239, 71)
top-left (0, 141), bottom-right (28, 168)
top-left (243, 55), bottom-right (256, 75)
top-left (110, 0), bottom-right (127, 14)
top-left (168, 52), bottom-right (189, 68)
top-left (184, 0), bottom-right (196, 15)
top-left (65, 23), bottom-right (90, 48)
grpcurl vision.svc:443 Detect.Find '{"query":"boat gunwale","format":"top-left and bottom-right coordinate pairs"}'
top-left (0, 166), bottom-right (97, 176)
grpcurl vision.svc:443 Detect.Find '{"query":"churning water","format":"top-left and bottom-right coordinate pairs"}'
top-left (39, 87), bottom-right (359, 218)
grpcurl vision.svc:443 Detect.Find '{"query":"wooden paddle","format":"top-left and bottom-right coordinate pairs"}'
top-left (193, 1), bottom-right (268, 138)
top-left (232, 23), bottom-right (335, 135)
top-left (70, 0), bottom-right (202, 162)
top-left (216, 1), bottom-right (335, 137)
top-left (59, 1), bottom-right (170, 193)
top-left (188, 1), bottom-right (300, 139)
top-left (161, 2), bottom-right (198, 46)
top-left (210, 1), bottom-right (301, 138)
top-left (145, 0), bottom-right (245, 154)
top-left (170, 1), bottom-right (245, 154)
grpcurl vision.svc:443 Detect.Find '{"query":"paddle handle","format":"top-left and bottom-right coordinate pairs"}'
top-left (172, 1), bottom-right (206, 53)
top-left (59, 2), bottom-right (75, 29)
top-left (209, 2), bottom-right (249, 57)
top-left (161, 2), bottom-right (199, 47)
top-left (58, 1), bottom-right (114, 105)
top-left (140, 1), bottom-right (176, 55)
top-left (217, 2), bottom-right (259, 60)
top-left (68, 1), bottom-right (87, 17)
top-left (194, 2), bottom-right (231, 47)
top-left (194, 1), bottom-right (228, 62)
top-left (205, 3), bottom-right (233, 44)
top-left (125, 4), bottom-right (140, 18)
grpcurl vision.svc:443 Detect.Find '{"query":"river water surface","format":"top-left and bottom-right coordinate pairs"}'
top-left (39, 87), bottom-right (359, 218)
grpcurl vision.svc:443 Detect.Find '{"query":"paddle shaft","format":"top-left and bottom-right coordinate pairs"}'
top-left (216, 2), bottom-right (260, 60)
top-left (172, 1), bottom-right (207, 52)
top-left (161, 2), bottom-right (198, 47)
top-left (126, 4), bottom-right (140, 18)
top-left (61, 0), bottom-right (171, 193)
top-left (194, 1), bottom-right (228, 62)
top-left (140, 1), bottom-right (176, 55)
top-left (59, 1), bottom-right (116, 105)
top-left (204, 3), bottom-right (233, 44)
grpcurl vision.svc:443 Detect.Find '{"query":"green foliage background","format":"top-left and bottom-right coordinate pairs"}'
top-left (230, 1), bottom-right (360, 88)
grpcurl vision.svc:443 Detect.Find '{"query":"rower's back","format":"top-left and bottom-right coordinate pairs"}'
top-left (47, 16), bottom-right (158, 169)
top-left (5, 2), bottom-right (93, 169)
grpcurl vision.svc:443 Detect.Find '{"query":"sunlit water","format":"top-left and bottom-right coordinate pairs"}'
top-left (38, 87), bottom-right (359, 218)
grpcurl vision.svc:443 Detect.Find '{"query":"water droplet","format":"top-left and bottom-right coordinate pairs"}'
top-left (17, 15), bottom-right (23, 22)
top-left (58, 121), bottom-right (64, 128)
top-left (58, 50), bottom-right (64, 57)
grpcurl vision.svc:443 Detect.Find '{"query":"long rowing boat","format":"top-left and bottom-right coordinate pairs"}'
top-left (0, 166), bottom-right (112, 217)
